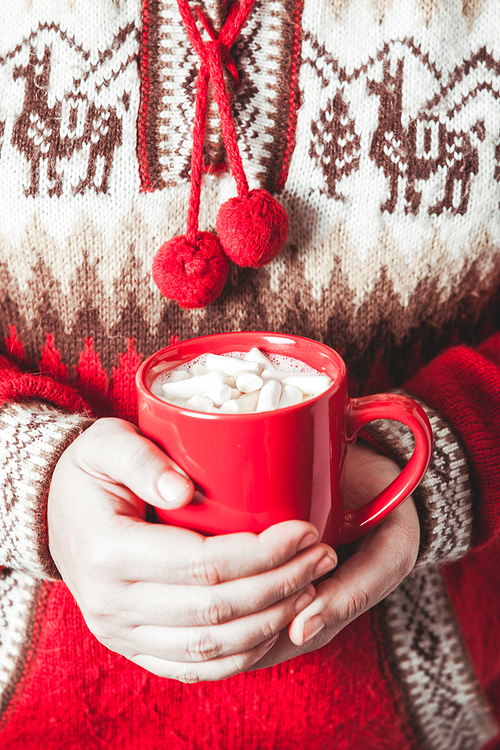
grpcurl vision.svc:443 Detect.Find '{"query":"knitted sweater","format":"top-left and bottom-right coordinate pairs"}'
top-left (0, 0), bottom-right (500, 748)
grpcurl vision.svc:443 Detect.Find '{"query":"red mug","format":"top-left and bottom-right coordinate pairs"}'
top-left (136, 332), bottom-right (432, 546)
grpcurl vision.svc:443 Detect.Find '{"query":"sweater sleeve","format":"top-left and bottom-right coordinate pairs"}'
top-left (364, 333), bottom-right (500, 567)
top-left (0, 355), bottom-right (94, 579)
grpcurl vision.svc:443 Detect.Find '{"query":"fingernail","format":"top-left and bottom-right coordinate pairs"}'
top-left (303, 614), bottom-right (325, 643)
top-left (313, 554), bottom-right (336, 579)
top-left (296, 532), bottom-right (318, 552)
top-left (157, 471), bottom-right (191, 505)
top-left (294, 589), bottom-right (315, 615)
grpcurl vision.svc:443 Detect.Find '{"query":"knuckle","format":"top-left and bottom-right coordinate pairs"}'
top-left (262, 547), bottom-right (281, 571)
top-left (78, 587), bottom-right (128, 642)
top-left (397, 531), bottom-right (419, 579)
top-left (175, 655), bottom-right (248, 683)
top-left (79, 418), bottom-right (129, 453)
top-left (384, 523), bottom-right (419, 585)
top-left (224, 654), bottom-right (246, 679)
top-left (394, 551), bottom-right (416, 583)
top-left (86, 540), bottom-right (112, 572)
top-left (83, 593), bottom-right (111, 623)
top-left (185, 629), bottom-right (222, 661)
top-left (85, 613), bottom-right (120, 648)
top-left (343, 586), bottom-right (369, 621)
top-left (190, 556), bottom-right (223, 587)
top-left (86, 536), bottom-right (122, 576)
top-left (125, 439), bottom-right (158, 474)
top-left (277, 574), bottom-right (296, 601)
top-left (258, 620), bottom-right (277, 641)
top-left (201, 594), bottom-right (235, 626)
top-left (175, 664), bottom-right (203, 684)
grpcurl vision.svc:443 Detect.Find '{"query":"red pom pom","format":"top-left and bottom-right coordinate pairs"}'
top-left (216, 189), bottom-right (288, 268)
top-left (152, 231), bottom-right (229, 308)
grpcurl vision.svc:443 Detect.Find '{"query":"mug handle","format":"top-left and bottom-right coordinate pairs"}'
top-left (338, 393), bottom-right (433, 545)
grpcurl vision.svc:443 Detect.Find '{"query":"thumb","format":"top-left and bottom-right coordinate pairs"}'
top-left (78, 418), bottom-right (195, 509)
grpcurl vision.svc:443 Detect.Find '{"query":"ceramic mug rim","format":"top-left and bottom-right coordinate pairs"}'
top-left (136, 331), bottom-right (347, 419)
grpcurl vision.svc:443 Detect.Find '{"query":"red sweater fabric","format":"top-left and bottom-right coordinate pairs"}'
top-left (1, 1), bottom-right (500, 747)
top-left (0, 335), bottom-right (498, 750)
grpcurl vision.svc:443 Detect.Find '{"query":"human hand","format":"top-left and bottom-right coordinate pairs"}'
top-left (249, 441), bottom-right (420, 669)
top-left (47, 418), bottom-right (337, 682)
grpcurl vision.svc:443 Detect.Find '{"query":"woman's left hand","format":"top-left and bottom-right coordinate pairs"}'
top-left (249, 441), bottom-right (420, 669)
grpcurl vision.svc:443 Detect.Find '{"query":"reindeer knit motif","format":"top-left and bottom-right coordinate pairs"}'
top-left (0, 1), bottom-right (499, 749)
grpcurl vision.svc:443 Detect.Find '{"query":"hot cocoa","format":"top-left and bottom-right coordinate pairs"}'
top-left (150, 347), bottom-right (333, 413)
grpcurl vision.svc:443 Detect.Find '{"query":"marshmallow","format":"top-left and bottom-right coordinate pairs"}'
top-left (203, 383), bottom-right (233, 406)
top-left (185, 394), bottom-right (215, 412)
top-left (235, 370), bottom-right (264, 394)
top-left (205, 354), bottom-right (261, 377)
top-left (281, 374), bottom-right (332, 395)
top-left (244, 348), bottom-right (276, 371)
top-left (219, 400), bottom-right (239, 414)
top-left (279, 385), bottom-right (303, 409)
top-left (261, 369), bottom-right (303, 383)
top-left (256, 379), bottom-right (282, 412)
top-left (166, 369), bottom-right (190, 382)
top-left (156, 348), bottom-right (333, 414)
top-left (191, 363), bottom-right (209, 376)
top-left (220, 390), bottom-right (260, 413)
top-left (210, 369), bottom-right (235, 387)
top-left (161, 371), bottom-right (224, 399)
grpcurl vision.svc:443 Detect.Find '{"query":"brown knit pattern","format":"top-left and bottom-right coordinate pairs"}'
top-left (0, 1), bottom-right (499, 745)
top-left (0, 1), bottom-right (499, 387)
top-left (363, 392), bottom-right (475, 567)
top-left (0, 401), bottom-right (93, 578)
top-left (377, 565), bottom-right (498, 750)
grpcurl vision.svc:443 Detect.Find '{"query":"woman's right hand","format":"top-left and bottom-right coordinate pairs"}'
top-left (47, 417), bottom-right (337, 682)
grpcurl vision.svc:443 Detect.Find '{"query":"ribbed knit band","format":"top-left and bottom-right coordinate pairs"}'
top-left (363, 392), bottom-right (474, 567)
top-left (0, 401), bottom-right (94, 579)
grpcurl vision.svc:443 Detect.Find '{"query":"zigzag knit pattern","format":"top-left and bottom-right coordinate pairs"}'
top-left (0, 1), bottom-right (499, 749)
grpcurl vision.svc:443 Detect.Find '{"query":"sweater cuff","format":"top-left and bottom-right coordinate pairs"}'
top-left (362, 392), bottom-right (474, 567)
top-left (0, 401), bottom-right (94, 579)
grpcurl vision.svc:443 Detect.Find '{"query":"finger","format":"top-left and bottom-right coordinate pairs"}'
top-left (132, 633), bottom-right (280, 683)
top-left (106, 518), bottom-right (329, 585)
top-left (74, 418), bottom-right (195, 509)
top-left (288, 499), bottom-right (419, 646)
top-left (115, 544), bottom-right (332, 626)
top-left (119, 585), bottom-right (315, 663)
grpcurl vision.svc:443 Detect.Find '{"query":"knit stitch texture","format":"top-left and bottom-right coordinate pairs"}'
top-left (0, 1), bottom-right (499, 748)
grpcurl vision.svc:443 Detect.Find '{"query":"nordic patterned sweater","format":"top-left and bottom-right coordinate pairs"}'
top-left (0, 1), bottom-right (499, 748)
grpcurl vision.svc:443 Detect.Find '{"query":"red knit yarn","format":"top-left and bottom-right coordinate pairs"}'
top-left (2, 330), bottom-right (500, 747)
top-left (152, 231), bottom-right (229, 308)
top-left (5, 324), bottom-right (26, 365)
top-left (39, 333), bottom-right (69, 383)
top-left (152, 0), bottom-right (289, 307)
top-left (216, 188), bottom-right (289, 267)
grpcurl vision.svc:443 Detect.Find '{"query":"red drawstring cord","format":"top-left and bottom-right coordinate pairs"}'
top-left (195, 7), bottom-right (241, 88)
top-left (152, 0), bottom-right (289, 309)
top-left (185, 64), bottom-right (209, 245)
top-left (178, 0), bottom-right (252, 229)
